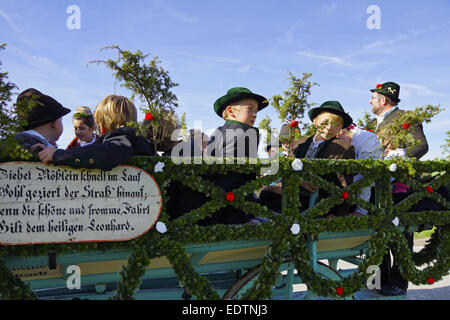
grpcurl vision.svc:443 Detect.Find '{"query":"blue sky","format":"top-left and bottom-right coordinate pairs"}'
top-left (1, 0), bottom-right (449, 159)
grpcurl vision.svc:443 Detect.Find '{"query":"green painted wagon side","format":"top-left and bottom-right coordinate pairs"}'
top-left (5, 227), bottom-right (406, 300)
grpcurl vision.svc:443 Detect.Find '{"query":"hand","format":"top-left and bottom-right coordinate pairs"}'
top-left (264, 185), bottom-right (282, 195)
top-left (300, 180), bottom-right (319, 193)
top-left (31, 143), bottom-right (57, 165)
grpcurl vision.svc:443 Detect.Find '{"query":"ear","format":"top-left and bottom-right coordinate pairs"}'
top-left (49, 119), bottom-right (60, 129)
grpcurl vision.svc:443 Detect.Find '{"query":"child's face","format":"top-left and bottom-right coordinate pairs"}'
top-left (229, 98), bottom-right (258, 126)
top-left (73, 119), bottom-right (94, 142)
top-left (313, 112), bottom-right (343, 140)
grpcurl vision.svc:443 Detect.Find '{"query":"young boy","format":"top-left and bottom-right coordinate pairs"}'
top-left (15, 88), bottom-right (71, 152)
top-left (200, 87), bottom-right (269, 224)
top-left (293, 101), bottom-right (355, 217)
top-left (32, 94), bottom-right (155, 171)
top-left (205, 87), bottom-right (268, 160)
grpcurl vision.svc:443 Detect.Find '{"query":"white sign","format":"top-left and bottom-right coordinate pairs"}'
top-left (0, 162), bottom-right (162, 245)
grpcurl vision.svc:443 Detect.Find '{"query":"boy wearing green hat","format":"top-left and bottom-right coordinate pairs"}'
top-left (205, 87), bottom-right (268, 160)
top-left (202, 87), bottom-right (268, 225)
top-left (293, 101), bottom-right (355, 217)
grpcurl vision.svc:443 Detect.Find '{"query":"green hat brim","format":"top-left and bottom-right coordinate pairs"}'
top-left (214, 92), bottom-right (269, 117)
top-left (308, 106), bottom-right (353, 129)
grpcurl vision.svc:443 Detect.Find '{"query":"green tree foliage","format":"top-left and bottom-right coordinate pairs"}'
top-left (258, 116), bottom-right (272, 145)
top-left (270, 71), bottom-right (317, 144)
top-left (89, 45), bottom-right (179, 152)
top-left (356, 111), bottom-right (376, 132)
top-left (442, 130), bottom-right (450, 160)
top-left (270, 71), bottom-right (318, 130)
top-left (377, 105), bottom-right (443, 158)
top-left (0, 43), bottom-right (33, 160)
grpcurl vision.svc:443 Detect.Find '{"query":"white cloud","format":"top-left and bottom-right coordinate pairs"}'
top-left (363, 34), bottom-right (410, 51)
top-left (322, 3), bottom-right (338, 15)
top-left (401, 83), bottom-right (447, 97)
top-left (237, 65), bottom-right (251, 74)
top-left (193, 54), bottom-right (240, 64)
top-left (0, 9), bottom-right (32, 46)
top-left (297, 50), bottom-right (364, 70)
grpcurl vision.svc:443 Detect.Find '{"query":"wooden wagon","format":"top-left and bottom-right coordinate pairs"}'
top-left (1, 157), bottom-right (449, 300)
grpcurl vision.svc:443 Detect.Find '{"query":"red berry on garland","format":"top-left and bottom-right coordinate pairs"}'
top-left (341, 192), bottom-right (349, 200)
top-left (336, 287), bottom-right (344, 295)
top-left (226, 192), bottom-right (235, 202)
top-left (145, 113), bottom-right (154, 121)
top-left (402, 123), bottom-right (410, 130)
top-left (290, 120), bottom-right (299, 128)
top-left (427, 277), bottom-right (434, 285)
top-left (426, 185), bottom-right (434, 194)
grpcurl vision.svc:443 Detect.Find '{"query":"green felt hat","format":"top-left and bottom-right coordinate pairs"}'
top-left (213, 87), bottom-right (269, 117)
top-left (308, 101), bottom-right (353, 128)
top-left (370, 82), bottom-right (401, 103)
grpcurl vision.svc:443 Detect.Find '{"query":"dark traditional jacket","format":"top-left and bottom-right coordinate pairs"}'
top-left (52, 127), bottom-right (155, 171)
top-left (294, 136), bottom-right (355, 216)
top-left (372, 108), bottom-right (428, 159)
top-left (15, 132), bottom-right (52, 154)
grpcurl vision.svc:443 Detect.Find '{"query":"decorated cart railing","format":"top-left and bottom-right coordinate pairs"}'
top-left (0, 156), bottom-right (449, 300)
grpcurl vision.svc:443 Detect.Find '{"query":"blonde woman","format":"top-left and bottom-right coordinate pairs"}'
top-left (32, 95), bottom-right (155, 170)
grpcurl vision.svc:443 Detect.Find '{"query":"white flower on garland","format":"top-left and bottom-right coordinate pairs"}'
top-left (291, 159), bottom-right (303, 171)
top-left (291, 223), bottom-right (301, 235)
top-left (156, 221), bottom-right (167, 233)
top-left (389, 163), bottom-right (398, 172)
top-left (154, 162), bottom-right (165, 173)
top-left (392, 217), bottom-right (399, 227)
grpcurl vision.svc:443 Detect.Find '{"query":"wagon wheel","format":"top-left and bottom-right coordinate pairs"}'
top-left (222, 265), bottom-right (261, 300)
top-left (304, 261), bottom-right (353, 300)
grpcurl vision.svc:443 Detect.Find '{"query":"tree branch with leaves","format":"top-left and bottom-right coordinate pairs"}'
top-left (89, 45), bottom-right (179, 152)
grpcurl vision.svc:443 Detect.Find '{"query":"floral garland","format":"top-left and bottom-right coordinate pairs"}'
top-left (0, 156), bottom-right (449, 300)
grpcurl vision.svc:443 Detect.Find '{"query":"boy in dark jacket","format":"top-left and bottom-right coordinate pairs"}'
top-left (32, 95), bottom-right (155, 171)
top-left (169, 87), bottom-right (268, 225)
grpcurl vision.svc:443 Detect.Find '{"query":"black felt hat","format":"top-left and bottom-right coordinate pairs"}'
top-left (370, 82), bottom-right (401, 103)
top-left (16, 88), bottom-right (71, 130)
